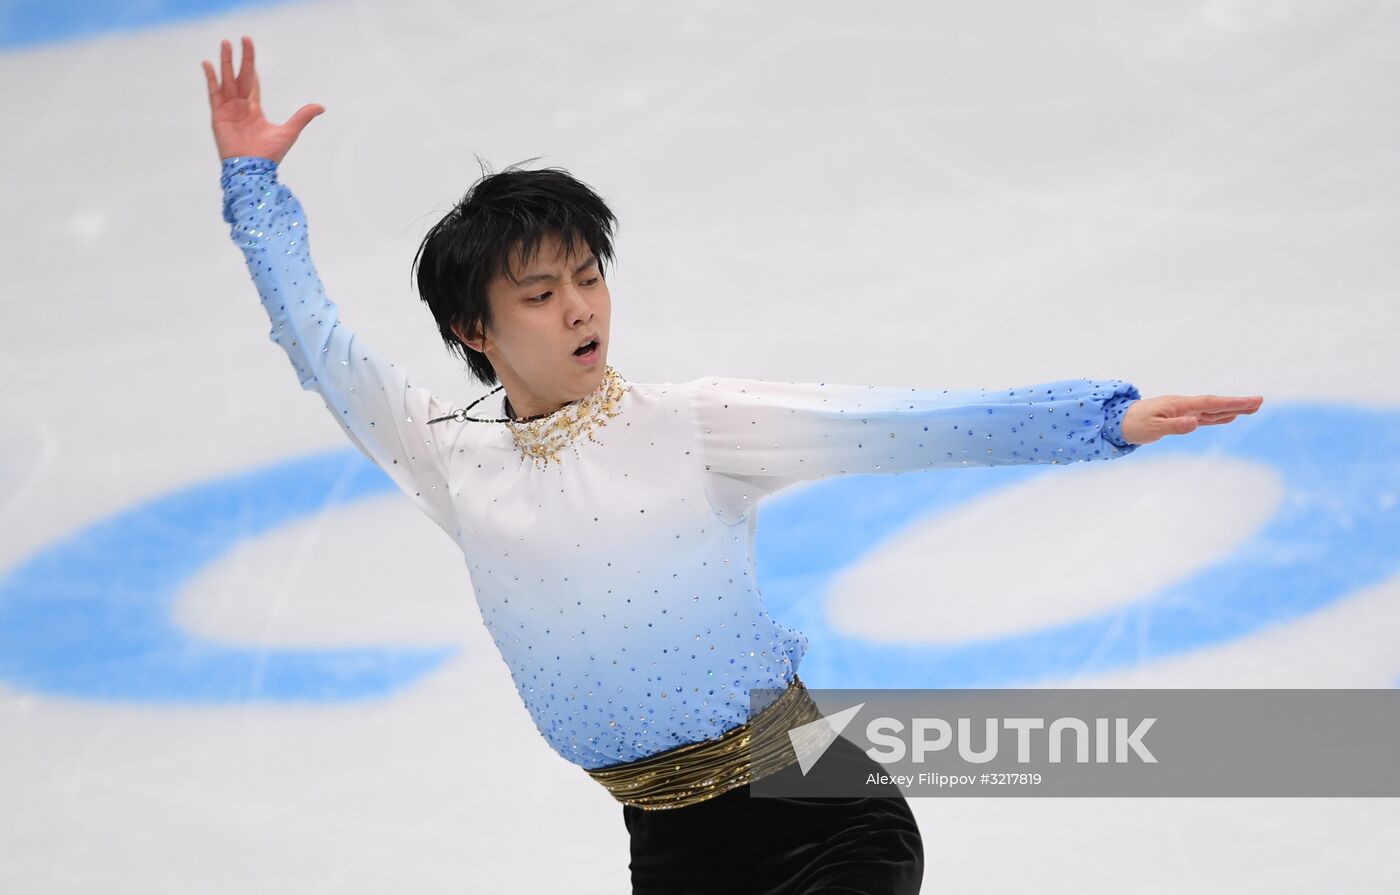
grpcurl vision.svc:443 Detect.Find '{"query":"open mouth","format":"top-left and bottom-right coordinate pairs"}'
top-left (573, 339), bottom-right (599, 358)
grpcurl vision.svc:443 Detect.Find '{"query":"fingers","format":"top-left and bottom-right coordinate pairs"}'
top-left (286, 103), bottom-right (327, 136)
top-left (1146, 391), bottom-right (1266, 440)
top-left (201, 59), bottom-right (219, 108)
top-left (1176, 394), bottom-right (1265, 415)
top-left (219, 39), bottom-right (237, 101)
top-left (236, 36), bottom-right (257, 102)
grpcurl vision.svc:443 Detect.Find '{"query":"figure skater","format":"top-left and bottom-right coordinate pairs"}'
top-left (203, 36), bottom-right (1262, 895)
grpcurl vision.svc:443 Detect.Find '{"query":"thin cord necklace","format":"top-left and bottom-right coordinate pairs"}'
top-left (426, 383), bottom-right (572, 425)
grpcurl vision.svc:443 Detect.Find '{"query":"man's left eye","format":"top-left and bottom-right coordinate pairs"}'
top-left (581, 276), bottom-right (599, 287)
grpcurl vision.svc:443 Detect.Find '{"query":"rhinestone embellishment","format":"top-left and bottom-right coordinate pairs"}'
top-left (505, 365), bottom-right (629, 468)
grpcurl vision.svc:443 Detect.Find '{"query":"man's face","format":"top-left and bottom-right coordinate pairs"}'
top-left (466, 230), bottom-right (611, 417)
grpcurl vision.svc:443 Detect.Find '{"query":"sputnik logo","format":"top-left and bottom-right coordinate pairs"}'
top-left (788, 702), bottom-right (865, 775)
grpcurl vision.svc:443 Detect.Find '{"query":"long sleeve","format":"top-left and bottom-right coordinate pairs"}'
top-left (220, 156), bottom-right (460, 539)
top-left (688, 374), bottom-right (1141, 522)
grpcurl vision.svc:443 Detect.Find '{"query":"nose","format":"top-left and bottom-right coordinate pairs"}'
top-left (563, 283), bottom-right (593, 325)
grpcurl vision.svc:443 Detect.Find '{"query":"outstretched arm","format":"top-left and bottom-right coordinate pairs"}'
top-left (206, 37), bottom-right (461, 539)
top-left (688, 374), bottom-right (1262, 522)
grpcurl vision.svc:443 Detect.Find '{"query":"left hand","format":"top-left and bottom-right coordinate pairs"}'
top-left (1121, 394), bottom-right (1264, 445)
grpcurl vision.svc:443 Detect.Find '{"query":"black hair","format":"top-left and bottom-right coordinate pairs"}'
top-left (411, 157), bottom-right (618, 386)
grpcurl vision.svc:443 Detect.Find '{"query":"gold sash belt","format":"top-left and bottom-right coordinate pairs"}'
top-left (585, 674), bottom-right (823, 811)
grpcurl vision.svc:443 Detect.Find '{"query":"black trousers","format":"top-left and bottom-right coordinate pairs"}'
top-left (623, 734), bottom-right (924, 894)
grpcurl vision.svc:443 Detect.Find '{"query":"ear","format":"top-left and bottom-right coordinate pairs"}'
top-left (452, 321), bottom-right (484, 353)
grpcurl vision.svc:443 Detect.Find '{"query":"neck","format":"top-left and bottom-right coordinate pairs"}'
top-left (504, 393), bottom-right (567, 421)
top-left (503, 384), bottom-right (583, 421)
top-left (499, 368), bottom-right (609, 421)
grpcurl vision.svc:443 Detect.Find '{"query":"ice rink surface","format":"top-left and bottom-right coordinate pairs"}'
top-left (2, 0), bottom-right (1398, 891)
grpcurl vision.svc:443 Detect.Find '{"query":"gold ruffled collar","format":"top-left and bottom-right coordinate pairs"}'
top-left (504, 365), bottom-right (629, 468)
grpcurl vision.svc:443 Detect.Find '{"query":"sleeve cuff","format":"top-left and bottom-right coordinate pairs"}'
top-left (1101, 387), bottom-right (1140, 449)
top-left (220, 155), bottom-right (278, 190)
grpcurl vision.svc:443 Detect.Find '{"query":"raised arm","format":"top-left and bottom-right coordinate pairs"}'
top-left (207, 38), bottom-right (460, 539)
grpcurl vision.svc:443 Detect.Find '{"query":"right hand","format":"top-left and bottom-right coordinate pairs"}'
top-left (202, 36), bottom-right (324, 165)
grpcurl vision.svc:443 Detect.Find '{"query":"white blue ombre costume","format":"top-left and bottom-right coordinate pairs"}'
top-left (220, 156), bottom-right (1141, 772)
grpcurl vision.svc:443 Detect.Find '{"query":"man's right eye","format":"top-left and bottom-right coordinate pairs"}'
top-left (528, 292), bottom-right (552, 303)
